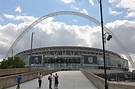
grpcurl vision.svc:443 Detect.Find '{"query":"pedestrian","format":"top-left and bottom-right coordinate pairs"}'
top-left (17, 75), bottom-right (22, 89)
top-left (48, 73), bottom-right (52, 89)
top-left (52, 75), bottom-right (55, 88)
top-left (54, 73), bottom-right (59, 89)
top-left (38, 73), bottom-right (42, 88)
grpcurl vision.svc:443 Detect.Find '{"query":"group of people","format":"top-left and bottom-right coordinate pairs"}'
top-left (38, 73), bottom-right (59, 89)
top-left (16, 73), bottom-right (59, 89)
top-left (48, 73), bottom-right (59, 89)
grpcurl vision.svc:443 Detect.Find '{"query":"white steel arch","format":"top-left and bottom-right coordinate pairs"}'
top-left (5, 11), bottom-right (135, 68)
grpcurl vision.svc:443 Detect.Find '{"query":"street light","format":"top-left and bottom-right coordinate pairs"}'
top-left (29, 32), bottom-right (34, 71)
top-left (99, 0), bottom-right (112, 89)
top-left (104, 32), bottom-right (112, 43)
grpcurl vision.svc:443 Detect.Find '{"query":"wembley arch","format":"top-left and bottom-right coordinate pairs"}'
top-left (5, 11), bottom-right (135, 69)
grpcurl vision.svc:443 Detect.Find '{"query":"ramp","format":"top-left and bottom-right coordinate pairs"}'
top-left (7, 71), bottom-right (97, 89)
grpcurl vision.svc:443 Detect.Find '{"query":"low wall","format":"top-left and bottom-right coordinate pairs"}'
top-left (81, 69), bottom-right (105, 89)
top-left (0, 69), bottom-right (59, 89)
top-left (81, 69), bottom-right (135, 89)
top-left (0, 68), bottom-right (40, 77)
top-left (108, 82), bottom-right (135, 89)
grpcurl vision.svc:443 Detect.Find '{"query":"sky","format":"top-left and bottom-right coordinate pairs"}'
top-left (0, 0), bottom-right (135, 68)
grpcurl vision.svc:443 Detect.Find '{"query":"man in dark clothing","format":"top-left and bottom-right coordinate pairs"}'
top-left (54, 73), bottom-right (59, 89)
top-left (48, 73), bottom-right (52, 89)
top-left (17, 75), bottom-right (22, 89)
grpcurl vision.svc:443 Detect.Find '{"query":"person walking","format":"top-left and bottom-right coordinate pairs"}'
top-left (48, 73), bottom-right (52, 89)
top-left (52, 75), bottom-right (55, 88)
top-left (38, 73), bottom-right (42, 88)
top-left (17, 75), bottom-right (22, 89)
top-left (54, 73), bottom-right (59, 89)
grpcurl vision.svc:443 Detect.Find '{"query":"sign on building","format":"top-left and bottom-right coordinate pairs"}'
top-left (83, 55), bottom-right (97, 64)
top-left (31, 56), bottom-right (42, 64)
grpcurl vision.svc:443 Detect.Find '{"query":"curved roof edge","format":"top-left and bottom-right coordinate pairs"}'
top-left (16, 46), bottom-right (121, 58)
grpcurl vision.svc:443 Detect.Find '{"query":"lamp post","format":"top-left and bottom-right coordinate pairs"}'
top-left (99, 0), bottom-right (108, 89)
top-left (29, 32), bottom-right (34, 71)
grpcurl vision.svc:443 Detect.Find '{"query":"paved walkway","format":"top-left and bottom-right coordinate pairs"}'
top-left (7, 71), bottom-right (97, 89)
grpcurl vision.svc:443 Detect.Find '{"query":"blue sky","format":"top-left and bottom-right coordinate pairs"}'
top-left (0, 0), bottom-right (129, 25)
top-left (0, 0), bottom-right (98, 25)
top-left (0, 0), bottom-right (135, 69)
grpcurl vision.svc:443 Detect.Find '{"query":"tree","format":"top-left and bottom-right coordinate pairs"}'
top-left (0, 56), bottom-right (26, 69)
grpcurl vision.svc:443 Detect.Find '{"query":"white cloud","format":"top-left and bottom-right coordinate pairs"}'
top-left (126, 12), bottom-right (135, 18)
top-left (71, 6), bottom-right (88, 15)
top-left (109, 8), bottom-right (122, 15)
top-left (109, 0), bottom-right (135, 18)
top-left (61, 0), bottom-right (75, 4)
top-left (15, 15), bottom-right (38, 23)
top-left (108, 0), bottom-right (118, 3)
top-left (108, 0), bottom-right (135, 18)
top-left (71, 6), bottom-right (79, 10)
top-left (80, 9), bottom-right (89, 15)
top-left (89, 0), bottom-right (94, 6)
top-left (0, 15), bottom-right (100, 61)
top-left (3, 13), bottom-right (38, 23)
top-left (15, 6), bottom-right (22, 13)
top-left (106, 20), bottom-right (135, 54)
top-left (116, 0), bottom-right (135, 11)
top-left (3, 14), bottom-right (15, 19)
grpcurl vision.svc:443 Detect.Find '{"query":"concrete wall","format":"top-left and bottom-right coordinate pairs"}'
top-left (0, 69), bottom-right (59, 89)
top-left (83, 69), bottom-right (126, 74)
top-left (0, 68), bottom-right (40, 76)
top-left (108, 82), bottom-right (135, 89)
top-left (81, 69), bottom-right (135, 89)
top-left (81, 69), bottom-right (105, 89)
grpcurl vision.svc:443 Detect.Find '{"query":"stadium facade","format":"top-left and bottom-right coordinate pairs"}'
top-left (16, 46), bottom-right (128, 71)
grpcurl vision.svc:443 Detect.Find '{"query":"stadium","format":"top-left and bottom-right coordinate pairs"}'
top-left (16, 46), bottom-right (128, 71)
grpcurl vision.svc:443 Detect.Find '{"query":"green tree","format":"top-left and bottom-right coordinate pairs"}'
top-left (0, 59), bottom-right (8, 69)
top-left (0, 56), bottom-right (26, 69)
